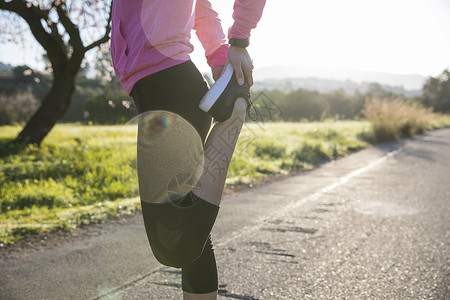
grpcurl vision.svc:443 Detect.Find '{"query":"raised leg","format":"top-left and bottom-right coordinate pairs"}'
top-left (193, 98), bottom-right (248, 206)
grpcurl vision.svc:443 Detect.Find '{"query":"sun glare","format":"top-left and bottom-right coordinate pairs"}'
top-left (191, 0), bottom-right (450, 76)
top-left (0, 0), bottom-right (448, 77)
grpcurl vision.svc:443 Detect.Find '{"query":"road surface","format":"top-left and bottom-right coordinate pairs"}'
top-left (1, 128), bottom-right (449, 299)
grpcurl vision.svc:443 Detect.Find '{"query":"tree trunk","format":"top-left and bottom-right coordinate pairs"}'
top-left (15, 70), bottom-right (76, 146)
top-left (1, 0), bottom-right (113, 147)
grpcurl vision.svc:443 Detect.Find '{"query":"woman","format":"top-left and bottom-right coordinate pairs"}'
top-left (111, 1), bottom-right (265, 298)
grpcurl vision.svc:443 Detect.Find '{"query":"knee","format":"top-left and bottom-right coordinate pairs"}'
top-left (147, 222), bottom-right (207, 268)
top-left (140, 198), bottom-right (218, 268)
top-left (146, 220), bottom-right (210, 268)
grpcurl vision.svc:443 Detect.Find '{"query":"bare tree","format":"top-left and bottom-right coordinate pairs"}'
top-left (0, 0), bottom-right (113, 145)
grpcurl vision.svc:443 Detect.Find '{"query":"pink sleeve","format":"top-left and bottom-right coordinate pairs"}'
top-left (228, 0), bottom-right (266, 39)
top-left (194, 0), bottom-right (229, 70)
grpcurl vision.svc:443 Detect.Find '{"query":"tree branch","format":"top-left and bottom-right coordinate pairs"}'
top-left (0, 0), bottom-right (67, 67)
top-left (84, 0), bottom-right (113, 52)
top-left (54, 0), bottom-right (83, 51)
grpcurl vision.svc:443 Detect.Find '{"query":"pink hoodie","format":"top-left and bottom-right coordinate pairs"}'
top-left (110, 0), bottom-right (266, 94)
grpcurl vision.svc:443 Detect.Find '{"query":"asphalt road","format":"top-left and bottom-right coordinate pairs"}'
top-left (1, 128), bottom-right (449, 300)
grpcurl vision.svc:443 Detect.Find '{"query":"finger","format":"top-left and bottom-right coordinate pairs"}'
top-left (234, 63), bottom-right (245, 86)
top-left (244, 65), bottom-right (254, 87)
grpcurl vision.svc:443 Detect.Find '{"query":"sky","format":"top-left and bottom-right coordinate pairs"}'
top-left (1, 0), bottom-right (449, 77)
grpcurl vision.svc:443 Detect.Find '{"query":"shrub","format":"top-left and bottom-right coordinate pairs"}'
top-left (83, 89), bottom-right (137, 124)
top-left (254, 141), bottom-right (286, 158)
top-left (363, 97), bottom-right (434, 142)
top-left (304, 128), bottom-right (339, 140)
top-left (0, 91), bottom-right (39, 125)
top-left (292, 143), bottom-right (329, 164)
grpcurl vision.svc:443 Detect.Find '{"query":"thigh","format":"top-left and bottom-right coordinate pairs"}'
top-left (130, 60), bottom-right (212, 143)
top-left (132, 60), bottom-right (218, 270)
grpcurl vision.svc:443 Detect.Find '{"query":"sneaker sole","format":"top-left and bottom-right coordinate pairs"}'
top-left (199, 63), bottom-right (234, 112)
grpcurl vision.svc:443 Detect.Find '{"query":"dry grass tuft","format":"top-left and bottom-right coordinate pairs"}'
top-left (363, 98), bottom-right (435, 142)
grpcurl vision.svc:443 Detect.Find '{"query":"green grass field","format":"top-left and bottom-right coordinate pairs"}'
top-left (1, 115), bottom-right (449, 244)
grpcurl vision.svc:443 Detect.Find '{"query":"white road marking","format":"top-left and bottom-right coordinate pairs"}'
top-left (216, 149), bottom-right (400, 247)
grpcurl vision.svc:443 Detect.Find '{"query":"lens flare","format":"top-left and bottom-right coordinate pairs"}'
top-left (128, 111), bottom-right (204, 204)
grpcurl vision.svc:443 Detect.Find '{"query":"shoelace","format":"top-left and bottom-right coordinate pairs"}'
top-left (246, 98), bottom-right (260, 122)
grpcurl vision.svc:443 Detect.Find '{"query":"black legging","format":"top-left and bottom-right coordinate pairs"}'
top-left (131, 60), bottom-right (219, 294)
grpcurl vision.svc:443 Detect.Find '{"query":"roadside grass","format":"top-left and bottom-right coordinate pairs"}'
top-left (227, 121), bottom-right (373, 185)
top-left (363, 98), bottom-right (450, 141)
top-left (1, 124), bottom-right (140, 244)
top-left (1, 114), bottom-right (449, 245)
top-left (429, 114), bottom-right (450, 129)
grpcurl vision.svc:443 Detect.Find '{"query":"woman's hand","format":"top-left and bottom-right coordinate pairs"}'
top-left (227, 46), bottom-right (254, 87)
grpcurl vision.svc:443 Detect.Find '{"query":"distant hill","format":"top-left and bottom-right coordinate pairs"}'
top-left (252, 77), bottom-right (422, 98)
top-left (253, 65), bottom-right (426, 97)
